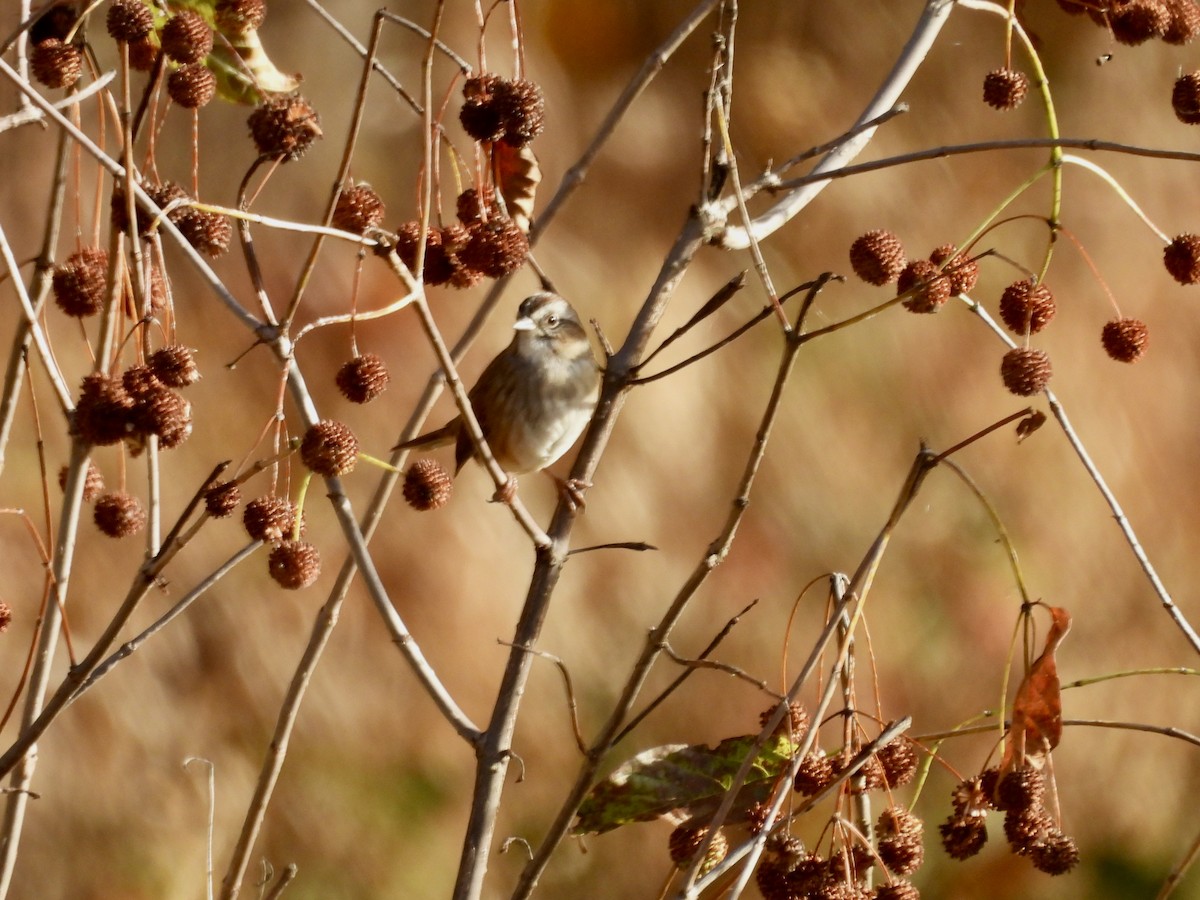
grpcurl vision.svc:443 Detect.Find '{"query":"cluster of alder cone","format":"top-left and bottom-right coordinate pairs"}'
top-left (28, 0), bottom-right (554, 591)
top-left (846, 227), bottom-right (1200, 399)
top-left (663, 704), bottom-right (1076, 900)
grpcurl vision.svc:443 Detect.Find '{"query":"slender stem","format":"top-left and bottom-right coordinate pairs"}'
top-left (0, 123), bottom-right (72, 479)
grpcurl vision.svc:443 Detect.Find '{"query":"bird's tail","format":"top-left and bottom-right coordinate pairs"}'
top-left (392, 422), bottom-right (458, 452)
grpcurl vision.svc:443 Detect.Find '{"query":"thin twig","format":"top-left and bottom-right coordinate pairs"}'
top-left (500, 643), bottom-right (587, 754)
top-left (661, 645), bottom-right (775, 695)
top-left (615, 599), bottom-right (762, 744)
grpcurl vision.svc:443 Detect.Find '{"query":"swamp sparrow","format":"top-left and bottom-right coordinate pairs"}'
top-left (397, 292), bottom-right (600, 493)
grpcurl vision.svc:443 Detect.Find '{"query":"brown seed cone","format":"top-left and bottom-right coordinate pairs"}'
top-left (849, 229), bottom-right (906, 286)
top-left (131, 383), bottom-right (192, 449)
top-left (107, 0), bottom-right (155, 43)
top-left (876, 881), bottom-right (921, 900)
top-left (300, 420), bottom-right (359, 477)
top-left (248, 94), bottom-right (322, 162)
top-left (1004, 806), bottom-right (1055, 855)
top-left (754, 855), bottom-right (792, 900)
top-left (877, 809), bottom-right (926, 874)
top-left (1164, 0), bottom-right (1200, 42)
top-left (127, 36), bottom-right (160, 72)
top-left (1111, 0), bottom-right (1171, 43)
top-left (1101, 317), bottom-right (1149, 362)
top-left (336, 353), bottom-right (390, 404)
top-left (31, 38), bottom-right (83, 90)
top-left (999, 279), bottom-right (1056, 334)
top-left (996, 766), bottom-right (1046, 812)
top-left (795, 854), bottom-right (834, 893)
top-left (765, 833), bottom-right (806, 864)
top-left (879, 806), bottom-right (924, 839)
top-left (939, 814), bottom-right (989, 860)
top-left (111, 181), bottom-right (188, 237)
top-left (204, 480), bottom-right (242, 518)
top-left (497, 78), bottom-right (547, 147)
top-left (393, 221), bottom-right (455, 285)
top-left (243, 496), bottom-right (302, 543)
top-left (793, 750), bottom-right (835, 795)
top-left (983, 68), bottom-right (1029, 110)
top-left (0, 601), bottom-right (11, 633)
top-left (459, 217), bottom-right (530, 278)
top-left (1030, 831), bottom-right (1080, 875)
top-left (146, 263), bottom-right (170, 311)
top-left (94, 491), bottom-right (147, 538)
top-left (667, 823), bottom-right (705, 866)
top-left (1000, 347), bottom-right (1052, 396)
top-left (1165, 233), bottom-right (1200, 283)
top-left (898, 259), bottom-right (952, 313)
top-left (459, 74), bottom-right (506, 142)
top-left (759, 701), bottom-right (809, 737)
top-left (952, 774), bottom-right (994, 817)
top-left (855, 754), bottom-right (888, 792)
top-left (73, 373), bottom-right (133, 446)
top-left (58, 462), bottom-right (106, 501)
top-left (53, 248), bottom-right (109, 318)
top-left (929, 243), bottom-right (980, 294)
top-left (149, 345), bottom-right (200, 387)
top-left (161, 10), bottom-right (213, 64)
top-left (403, 459), bottom-right (453, 511)
top-left (668, 824), bottom-right (727, 875)
top-left (455, 187), bottom-right (496, 225)
top-left (877, 736), bottom-right (919, 788)
top-left (1172, 72), bottom-right (1200, 124)
top-left (168, 62), bottom-right (217, 109)
top-left (268, 540), bottom-right (321, 590)
top-left (333, 184), bottom-right (386, 235)
top-left (121, 363), bottom-right (160, 398)
top-left (177, 208), bottom-right (232, 257)
top-left (215, 0), bottom-right (267, 33)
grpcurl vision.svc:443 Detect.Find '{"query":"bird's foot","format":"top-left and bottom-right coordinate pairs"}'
top-left (491, 475), bottom-right (519, 505)
top-left (552, 475), bottom-right (592, 512)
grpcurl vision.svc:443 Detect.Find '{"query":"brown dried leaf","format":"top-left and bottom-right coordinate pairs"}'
top-left (493, 141), bottom-right (541, 233)
top-left (1016, 410), bottom-right (1046, 442)
top-left (1001, 606), bottom-right (1071, 774)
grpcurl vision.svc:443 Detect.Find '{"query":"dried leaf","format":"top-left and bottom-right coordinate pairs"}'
top-left (573, 733), bottom-right (800, 836)
top-left (1016, 410), bottom-right (1045, 442)
top-left (203, 0), bottom-right (301, 105)
top-left (1001, 606), bottom-right (1071, 774)
top-left (493, 142), bottom-right (541, 233)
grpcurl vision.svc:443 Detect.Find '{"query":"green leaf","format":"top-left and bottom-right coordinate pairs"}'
top-left (573, 733), bottom-right (800, 836)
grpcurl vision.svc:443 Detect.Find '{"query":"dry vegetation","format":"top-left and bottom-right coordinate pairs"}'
top-left (1, 1), bottom-right (1199, 899)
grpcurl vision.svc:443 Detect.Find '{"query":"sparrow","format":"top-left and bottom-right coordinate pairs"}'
top-left (396, 292), bottom-right (600, 496)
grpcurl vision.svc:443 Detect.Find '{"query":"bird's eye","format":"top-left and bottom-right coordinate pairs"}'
top-left (546, 314), bottom-right (559, 327)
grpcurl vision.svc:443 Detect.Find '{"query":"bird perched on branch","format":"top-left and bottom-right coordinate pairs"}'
top-left (396, 292), bottom-right (600, 501)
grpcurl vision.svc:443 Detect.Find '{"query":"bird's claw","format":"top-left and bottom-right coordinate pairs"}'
top-left (556, 476), bottom-right (592, 512)
top-left (491, 475), bottom-right (519, 505)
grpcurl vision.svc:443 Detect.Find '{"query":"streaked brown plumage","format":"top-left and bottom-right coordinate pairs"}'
top-left (396, 293), bottom-right (600, 480)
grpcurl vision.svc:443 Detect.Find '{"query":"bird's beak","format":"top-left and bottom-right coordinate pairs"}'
top-left (512, 316), bottom-right (536, 332)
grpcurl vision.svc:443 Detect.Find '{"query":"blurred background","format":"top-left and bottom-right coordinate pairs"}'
top-left (1, 1), bottom-right (1199, 897)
